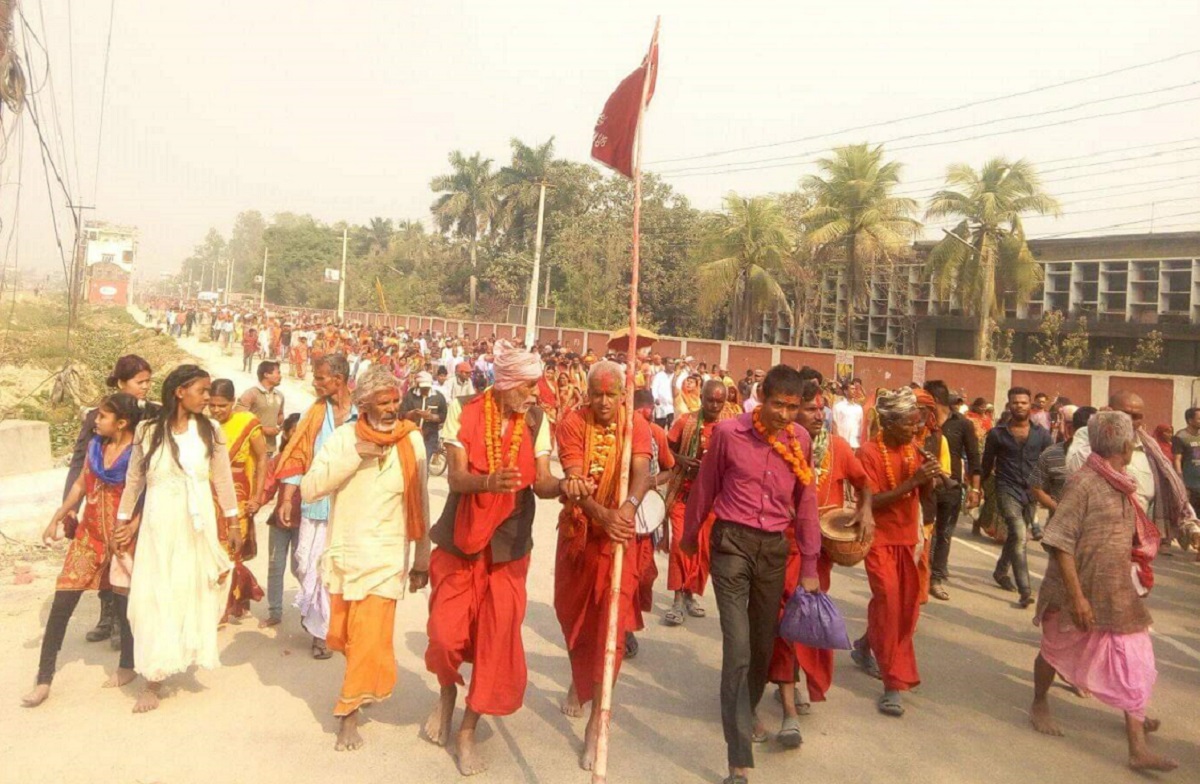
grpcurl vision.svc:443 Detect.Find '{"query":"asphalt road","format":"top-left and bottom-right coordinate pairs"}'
top-left (3, 324), bottom-right (1197, 784)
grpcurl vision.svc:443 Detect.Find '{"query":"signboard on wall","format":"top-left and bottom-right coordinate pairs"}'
top-left (834, 351), bottom-right (854, 387)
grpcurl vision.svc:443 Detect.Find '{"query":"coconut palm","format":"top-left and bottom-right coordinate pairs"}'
top-left (925, 158), bottom-right (1061, 360)
top-left (698, 193), bottom-right (793, 342)
top-left (431, 151), bottom-right (500, 315)
top-left (802, 144), bottom-right (919, 349)
top-left (366, 217), bottom-right (393, 254)
top-left (498, 137), bottom-right (556, 249)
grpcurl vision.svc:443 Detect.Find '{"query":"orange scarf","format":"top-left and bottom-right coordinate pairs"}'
top-left (275, 399), bottom-right (328, 481)
top-left (354, 418), bottom-right (427, 541)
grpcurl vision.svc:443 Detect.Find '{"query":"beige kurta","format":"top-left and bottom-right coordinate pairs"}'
top-left (300, 423), bottom-right (431, 601)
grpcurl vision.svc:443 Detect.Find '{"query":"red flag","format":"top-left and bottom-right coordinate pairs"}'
top-left (590, 27), bottom-right (659, 179)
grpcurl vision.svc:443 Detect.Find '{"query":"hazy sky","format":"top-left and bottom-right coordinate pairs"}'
top-left (5, 1), bottom-right (1200, 280)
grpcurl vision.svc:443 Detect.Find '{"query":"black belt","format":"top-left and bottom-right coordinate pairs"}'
top-left (715, 519), bottom-right (786, 538)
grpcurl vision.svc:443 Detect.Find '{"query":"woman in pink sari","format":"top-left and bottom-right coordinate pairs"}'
top-left (1030, 411), bottom-right (1175, 772)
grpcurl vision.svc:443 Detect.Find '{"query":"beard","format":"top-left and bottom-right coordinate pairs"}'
top-left (366, 413), bottom-right (396, 431)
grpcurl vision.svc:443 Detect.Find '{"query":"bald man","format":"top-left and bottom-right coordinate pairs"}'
top-left (554, 361), bottom-right (653, 771)
top-left (1069, 391), bottom-right (1200, 549)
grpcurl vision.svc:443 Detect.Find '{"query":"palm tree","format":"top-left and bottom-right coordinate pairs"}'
top-left (802, 144), bottom-right (919, 350)
top-left (431, 151), bottom-right (499, 315)
top-left (499, 138), bottom-right (556, 338)
top-left (925, 158), bottom-right (1061, 360)
top-left (698, 193), bottom-right (794, 342)
top-left (366, 217), bottom-right (393, 254)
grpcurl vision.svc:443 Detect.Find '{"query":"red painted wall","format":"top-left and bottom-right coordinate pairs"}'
top-left (1110, 375), bottom-right (1175, 429)
top-left (727, 345), bottom-right (773, 374)
top-left (87, 277), bottom-right (129, 306)
top-left (586, 331), bottom-right (609, 356)
top-left (1009, 370), bottom-right (1092, 407)
top-left (779, 349), bottom-right (835, 378)
top-left (560, 330), bottom-right (586, 352)
top-left (925, 361), bottom-right (996, 404)
top-left (686, 340), bottom-right (722, 367)
top-left (854, 355), bottom-right (914, 394)
top-left (538, 327), bottom-right (559, 346)
top-left (656, 339), bottom-right (683, 359)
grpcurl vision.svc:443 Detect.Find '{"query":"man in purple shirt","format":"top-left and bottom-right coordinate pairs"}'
top-left (682, 365), bottom-right (820, 784)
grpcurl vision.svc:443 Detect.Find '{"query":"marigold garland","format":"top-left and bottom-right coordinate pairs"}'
top-left (483, 389), bottom-right (525, 474)
top-left (876, 430), bottom-right (917, 492)
top-left (752, 409), bottom-right (813, 486)
top-left (587, 420), bottom-right (618, 480)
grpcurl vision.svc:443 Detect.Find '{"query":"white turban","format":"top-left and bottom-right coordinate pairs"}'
top-left (493, 339), bottom-right (542, 390)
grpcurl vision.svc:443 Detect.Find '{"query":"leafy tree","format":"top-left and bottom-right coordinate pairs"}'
top-left (925, 158), bottom-right (1061, 360)
top-left (1031, 311), bottom-right (1089, 368)
top-left (697, 193), bottom-right (793, 342)
top-left (803, 144), bottom-right (918, 349)
top-left (226, 210), bottom-right (266, 296)
top-left (1098, 330), bottom-right (1164, 372)
top-left (431, 151), bottom-right (500, 315)
top-left (181, 228), bottom-right (226, 295)
top-left (366, 217), bottom-right (394, 254)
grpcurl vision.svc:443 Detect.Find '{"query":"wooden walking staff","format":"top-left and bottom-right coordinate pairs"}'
top-left (588, 17), bottom-right (660, 784)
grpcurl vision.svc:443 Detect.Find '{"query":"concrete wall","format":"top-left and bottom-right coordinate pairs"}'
top-left (266, 305), bottom-right (1196, 428)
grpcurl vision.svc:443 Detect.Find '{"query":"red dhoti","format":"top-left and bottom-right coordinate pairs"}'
top-left (554, 527), bottom-right (640, 705)
top-left (768, 537), bottom-right (834, 701)
top-left (865, 544), bottom-right (921, 691)
top-left (425, 547), bottom-right (530, 716)
top-left (633, 534), bottom-right (658, 631)
top-left (667, 501), bottom-right (713, 595)
top-left (916, 522), bottom-right (935, 604)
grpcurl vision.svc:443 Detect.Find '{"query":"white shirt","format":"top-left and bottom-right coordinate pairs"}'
top-left (1068, 428), bottom-right (1156, 515)
top-left (832, 399), bottom-right (864, 448)
top-left (651, 370), bottom-right (674, 419)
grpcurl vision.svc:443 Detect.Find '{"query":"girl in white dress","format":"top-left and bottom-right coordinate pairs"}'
top-left (118, 365), bottom-right (240, 713)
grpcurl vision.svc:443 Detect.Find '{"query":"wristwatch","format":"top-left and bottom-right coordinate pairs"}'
top-left (626, 495), bottom-right (642, 508)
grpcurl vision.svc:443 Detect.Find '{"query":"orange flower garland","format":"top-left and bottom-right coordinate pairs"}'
top-left (587, 420), bottom-right (619, 480)
top-left (875, 430), bottom-right (917, 492)
top-left (483, 389), bottom-right (525, 473)
top-left (752, 409), bottom-right (814, 486)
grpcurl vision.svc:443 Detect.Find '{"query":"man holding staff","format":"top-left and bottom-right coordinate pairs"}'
top-left (554, 360), bottom-right (653, 772)
top-left (421, 341), bottom-right (563, 776)
top-left (681, 365), bottom-right (820, 784)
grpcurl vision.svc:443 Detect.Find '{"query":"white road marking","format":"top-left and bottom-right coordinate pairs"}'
top-left (953, 534), bottom-right (1200, 665)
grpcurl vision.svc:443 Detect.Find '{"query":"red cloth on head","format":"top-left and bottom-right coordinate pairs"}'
top-left (425, 549), bottom-right (530, 716)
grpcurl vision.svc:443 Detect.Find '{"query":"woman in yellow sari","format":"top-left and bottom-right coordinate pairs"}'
top-left (208, 379), bottom-right (267, 622)
top-left (674, 373), bottom-right (702, 418)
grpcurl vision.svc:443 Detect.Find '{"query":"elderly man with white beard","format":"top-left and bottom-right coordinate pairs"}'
top-left (302, 364), bottom-right (432, 752)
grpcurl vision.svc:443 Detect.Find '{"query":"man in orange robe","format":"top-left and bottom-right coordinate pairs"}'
top-left (853, 387), bottom-right (939, 717)
top-left (768, 378), bottom-right (871, 732)
top-left (662, 379), bottom-right (735, 626)
top-left (555, 361), bottom-right (653, 772)
top-left (422, 341), bottom-right (563, 775)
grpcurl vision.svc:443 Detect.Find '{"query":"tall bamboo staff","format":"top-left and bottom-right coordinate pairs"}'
top-left (590, 17), bottom-right (660, 784)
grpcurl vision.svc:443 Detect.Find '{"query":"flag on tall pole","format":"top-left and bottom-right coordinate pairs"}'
top-left (589, 17), bottom-right (659, 784)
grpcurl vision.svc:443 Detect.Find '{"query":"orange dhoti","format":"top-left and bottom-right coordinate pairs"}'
top-left (864, 544), bottom-right (921, 692)
top-left (425, 547), bottom-right (530, 716)
top-left (768, 537), bottom-right (834, 701)
top-left (633, 534), bottom-right (658, 631)
top-left (554, 527), bottom-right (640, 705)
top-left (667, 501), bottom-right (713, 595)
top-left (327, 593), bottom-right (397, 717)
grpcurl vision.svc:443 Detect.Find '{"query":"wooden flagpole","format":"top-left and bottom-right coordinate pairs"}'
top-left (592, 16), bottom-right (659, 784)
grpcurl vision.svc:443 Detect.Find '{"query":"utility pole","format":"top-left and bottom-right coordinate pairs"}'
top-left (336, 227), bottom-right (348, 321)
top-left (65, 203), bottom-right (96, 346)
top-left (224, 251), bottom-right (235, 305)
top-left (523, 181), bottom-right (548, 348)
top-left (259, 246), bottom-right (268, 308)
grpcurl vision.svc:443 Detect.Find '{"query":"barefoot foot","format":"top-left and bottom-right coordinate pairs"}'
top-left (1030, 699), bottom-right (1062, 737)
top-left (21, 684), bottom-right (50, 708)
top-left (335, 711), bottom-right (364, 751)
top-left (455, 728), bottom-right (489, 776)
top-left (1130, 750), bottom-right (1178, 772)
top-left (561, 684), bottom-right (583, 718)
top-left (423, 685), bottom-right (457, 747)
top-left (1144, 717), bottom-right (1161, 734)
top-left (103, 668), bottom-right (135, 689)
top-left (258, 616), bottom-right (281, 629)
top-left (133, 683), bottom-right (162, 714)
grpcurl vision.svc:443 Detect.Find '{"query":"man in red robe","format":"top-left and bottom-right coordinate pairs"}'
top-left (628, 390), bottom-right (675, 658)
top-left (422, 341), bottom-right (563, 776)
top-left (554, 361), bottom-right (653, 772)
top-left (768, 378), bottom-right (871, 737)
top-left (853, 387), bottom-right (939, 717)
top-left (663, 379), bottom-right (736, 626)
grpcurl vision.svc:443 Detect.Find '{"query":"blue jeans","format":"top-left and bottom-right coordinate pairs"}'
top-left (267, 525), bottom-right (300, 621)
top-left (994, 493), bottom-right (1033, 598)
